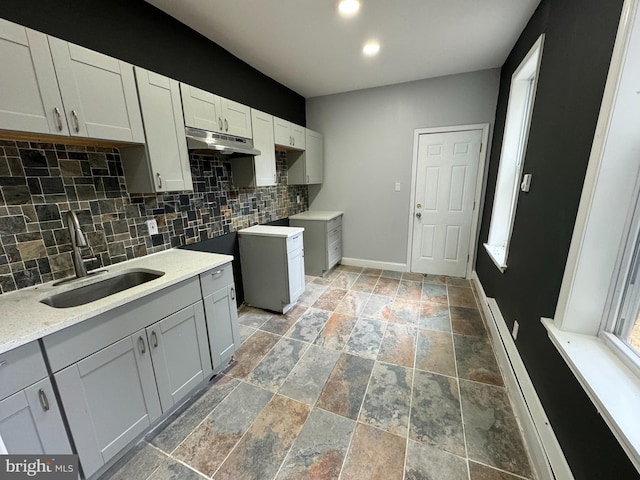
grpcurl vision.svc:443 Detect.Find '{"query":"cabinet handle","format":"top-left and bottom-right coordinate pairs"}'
top-left (274, 173), bottom-right (277, 183)
top-left (54, 107), bottom-right (64, 131)
top-left (156, 172), bottom-right (163, 189)
top-left (138, 335), bottom-right (146, 354)
top-left (306, 175), bottom-right (310, 184)
top-left (0, 360), bottom-right (6, 367)
top-left (151, 331), bottom-right (158, 348)
top-left (218, 117), bottom-right (223, 130)
top-left (224, 118), bottom-right (229, 132)
top-left (292, 136), bottom-right (295, 146)
top-left (211, 269), bottom-right (223, 277)
top-left (71, 109), bottom-right (80, 133)
top-left (230, 286), bottom-right (236, 300)
top-left (38, 388), bottom-right (50, 412)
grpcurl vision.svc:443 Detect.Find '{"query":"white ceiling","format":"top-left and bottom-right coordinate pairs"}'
top-left (145, 0), bottom-right (540, 98)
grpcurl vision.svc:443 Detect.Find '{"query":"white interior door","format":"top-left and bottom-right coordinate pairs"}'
top-left (410, 129), bottom-right (482, 277)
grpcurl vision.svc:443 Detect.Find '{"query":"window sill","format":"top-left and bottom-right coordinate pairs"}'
top-left (542, 318), bottom-right (640, 471)
top-left (483, 243), bottom-right (507, 272)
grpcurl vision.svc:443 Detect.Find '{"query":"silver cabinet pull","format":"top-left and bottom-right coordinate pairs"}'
top-left (292, 136), bottom-right (295, 146)
top-left (306, 175), bottom-right (310, 184)
top-left (71, 109), bottom-right (80, 132)
top-left (138, 335), bottom-right (146, 354)
top-left (0, 360), bottom-right (6, 367)
top-left (290, 135), bottom-right (293, 146)
top-left (273, 173), bottom-right (276, 183)
top-left (38, 388), bottom-right (50, 411)
top-left (224, 118), bottom-right (228, 132)
top-left (156, 172), bottom-right (163, 189)
top-left (230, 286), bottom-right (236, 300)
top-left (218, 117), bottom-right (223, 130)
top-left (54, 107), bottom-right (64, 131)
top-left (211, 269), bottom-right (223, 277)
top-left (151, 331), bottom-right (158, 348)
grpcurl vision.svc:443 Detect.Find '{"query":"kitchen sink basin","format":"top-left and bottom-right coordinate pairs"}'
top-left (41, 269), bottom-right (165, 308)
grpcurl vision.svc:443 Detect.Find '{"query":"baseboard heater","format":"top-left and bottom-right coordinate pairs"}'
top-left (472, 273), bottom-right (574, 480)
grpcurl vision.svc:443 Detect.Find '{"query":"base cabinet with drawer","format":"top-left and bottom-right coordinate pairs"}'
top-left (290, 211), bottom-right (343, 277)
top-left (41, 269), bottom-right (237, 479)
top-left (0, 341), bottom-right (71, 456)
top-left (238, 226), bottom-right (305, 314)
top-left (199, 263), bottom-right (240, 373)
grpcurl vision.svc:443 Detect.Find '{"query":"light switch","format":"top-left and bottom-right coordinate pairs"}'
top-left (521, 173), bottom-right (532, 192)
top-left (395, 182), bottom-right (401, 192)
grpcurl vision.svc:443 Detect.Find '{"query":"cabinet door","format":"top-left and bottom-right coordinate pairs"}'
top-left (287, 247), bottom-right (306, 303)
top-left (134, 67), bottom-right (192, 192)
top-left (291, 123), bottom-right (306, 150)
top-left (305, 129), bottom-right (324, 184)
top-left (203, 284), bottom-right (240, 372)
top-left (251, 109), bottom-right (277, 186)
top-left (0, 378), bottom-right (71, 455)
top-left (273, 117), bottom-right (292, 147)
top-left (0, 20), bottom-right (69, 135)
top-left (48, 37), bottom-right (144, 142)
top-left (147, 302), bottom-right (211, 412)
top-left (221, 98), bottom-right (252, 138)
top-left (180, 83), bottom-right (223, 132)
top-left (55, 332), bottom-right (161, 478)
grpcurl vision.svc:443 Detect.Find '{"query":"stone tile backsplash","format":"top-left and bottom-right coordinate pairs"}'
top-left (0, 139), bottom-right (308, 294)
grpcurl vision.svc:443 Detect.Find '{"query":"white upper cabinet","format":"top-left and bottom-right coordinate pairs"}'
top-left (48, 38), bottom-right (144, 143)
top-left (0, 20), bottom-right (69, 135)
top-left (273, 117), bottom-right (305, 150)
top-left (180, 83), bottom-right (252, 138)
top-left (0, 19), bottom-right (144, 143)
top-left (120, 67), bottom-right (192, 193)
top-left (231, 109), bottom-right (277, 187)
top-left (287, 128), bottom-right (323, 185)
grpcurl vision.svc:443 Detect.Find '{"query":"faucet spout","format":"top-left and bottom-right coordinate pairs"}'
top-left (66, 210), bottom-right (89, 278)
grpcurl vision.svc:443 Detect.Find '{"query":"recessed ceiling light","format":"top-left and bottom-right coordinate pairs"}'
top-left (363, 41), bottom-right (380, 56)
top-left (338, 0), bottom-right (360, 17)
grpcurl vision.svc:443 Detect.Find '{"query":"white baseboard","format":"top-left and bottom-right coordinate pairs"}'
top-left (340, 257), bottom-right (407, 272)
top-left (471, 271), bottom-right (573, 480)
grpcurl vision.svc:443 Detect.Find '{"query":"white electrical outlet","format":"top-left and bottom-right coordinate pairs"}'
top-left (512, 320), bottom-right (519, 340)
top-left (395, 182), bottom-right (401, 192)
top-left (297, 195), bottom-right (301, 203)
top-left (146, 219), bottom-right (158, 235)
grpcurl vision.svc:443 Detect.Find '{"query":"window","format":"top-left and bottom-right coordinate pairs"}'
top-left (484, 35), bottom-right (544, 271)
top-left (602, 185), bottom-right (640, 367)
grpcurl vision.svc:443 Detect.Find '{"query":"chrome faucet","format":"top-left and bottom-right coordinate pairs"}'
top-left (65, 210), bottom-right (93, 278)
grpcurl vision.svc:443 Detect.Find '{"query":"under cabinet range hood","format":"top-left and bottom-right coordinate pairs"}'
top-left (185, 126), bottom-right (261, 156)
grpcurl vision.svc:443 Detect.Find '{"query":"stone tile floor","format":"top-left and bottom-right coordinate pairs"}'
top-left (101, 265), bottom-right (533, 480)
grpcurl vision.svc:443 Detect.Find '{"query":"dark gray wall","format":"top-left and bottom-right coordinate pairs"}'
top-left (0, 0), bottom-right (305, 125)
top-left (476, 0), bottom-right (638, 478)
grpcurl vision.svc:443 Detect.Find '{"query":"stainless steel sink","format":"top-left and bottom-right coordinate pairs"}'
top-left (41, 269), bottom-right (165, 308)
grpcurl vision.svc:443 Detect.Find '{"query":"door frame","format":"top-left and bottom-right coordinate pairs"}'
top-left (407, 123), bottom-right (490, 278)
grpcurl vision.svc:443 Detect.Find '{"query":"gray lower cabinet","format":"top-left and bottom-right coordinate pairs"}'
top-left (200, 263), bottom-right (239, 373)
top-left (0, 378), bottom-right (71, 455)
top-left (55, 301), bottom-right (210, 478)
top-left (290, 212), bottom-right (343, 276)
top-left (55, 331), bottom-right (162, 478)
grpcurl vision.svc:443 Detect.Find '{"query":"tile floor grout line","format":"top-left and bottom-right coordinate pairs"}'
top-left (163, 376), bottom-right (243, 457)
top-left (207, 385), bottom-right (279, 479)
top-left (447, 281), bottom-right (473, 480)
top-left (469, 459), bottom-right (532, 480)
top-left (146, 442), bottom-right (211, 480)
top-left (403, 276), bottom-right (421, 480)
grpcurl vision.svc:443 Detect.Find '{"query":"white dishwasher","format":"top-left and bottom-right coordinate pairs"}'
top-left (238, 225), bottom-right (305, 313)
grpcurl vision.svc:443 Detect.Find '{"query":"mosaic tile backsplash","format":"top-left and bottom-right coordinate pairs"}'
top-left (0, 139), bottom-right (308, 294)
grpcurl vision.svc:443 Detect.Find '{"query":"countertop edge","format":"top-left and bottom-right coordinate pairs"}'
top-left (0, 249), bottom-right (234, 355)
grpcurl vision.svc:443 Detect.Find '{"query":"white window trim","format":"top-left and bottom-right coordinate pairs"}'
top-left (544, 0), bottom-right (640, 471)
top-left (484, 34), bottom-right (545, 272)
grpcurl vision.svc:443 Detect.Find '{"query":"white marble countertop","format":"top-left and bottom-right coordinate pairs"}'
top-left (0, 249), bottom-right (233, 355)
top-left (289, 211), bottom-right (343, 221)
top-left (238, 225), bottom-right (304, 237)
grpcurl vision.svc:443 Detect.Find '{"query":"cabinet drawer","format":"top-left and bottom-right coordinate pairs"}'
top-left (327, 215), bottom-right (342, 232)
top-left (0, 341), bottom-right (47, 400)
top-left (199, 262), bottom-right (233, 297)
top-left (287, 232), bottom-right (304, 253)
top-left (327, 225), bottom-right (341, 246)
top-left (328, 241), bottom-right (342, 267)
